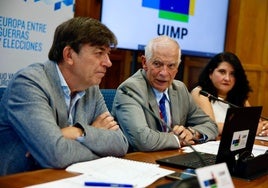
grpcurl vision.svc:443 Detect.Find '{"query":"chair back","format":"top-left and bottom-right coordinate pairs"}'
top-left (100, 89), bottom-right (116, 112)
top-left (0, 87), bottom-right (6, 99)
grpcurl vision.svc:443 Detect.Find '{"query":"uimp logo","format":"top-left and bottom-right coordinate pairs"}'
top-left (142, 0), bottom-right (195, 22)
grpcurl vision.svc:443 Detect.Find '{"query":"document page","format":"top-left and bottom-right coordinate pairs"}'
top-left (182, 140), bottom-right (268, 156)
top-left (27, 157), bottom-right (174, 188)
top-left (255, 136), bottom-right (268, 142)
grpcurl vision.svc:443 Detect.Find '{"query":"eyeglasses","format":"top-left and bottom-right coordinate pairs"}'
top-left (151, 60), bottom-right (179, 71)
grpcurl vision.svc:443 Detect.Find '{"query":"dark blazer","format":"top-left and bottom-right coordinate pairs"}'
top-left (112, 69), bottom-right (218, 152)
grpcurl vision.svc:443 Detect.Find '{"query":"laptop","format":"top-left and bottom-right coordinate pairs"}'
top-left (156, 106), bottom-right (267, 180)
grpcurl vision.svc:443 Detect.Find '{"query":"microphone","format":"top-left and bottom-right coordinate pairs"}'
top-left (199, 90), bottom-right (238, 108)
top-left (199, 90), bottom-right (268, 121)
top-left (121, 86), bottom-right (206, 167)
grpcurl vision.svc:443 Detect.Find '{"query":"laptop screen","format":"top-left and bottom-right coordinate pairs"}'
top-left (216, 106), bottom-right (262, 169)
top-left (156, 106), bottom-right (262, 174)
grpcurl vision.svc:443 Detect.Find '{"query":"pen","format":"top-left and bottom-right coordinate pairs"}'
top-left (84, 182), bottom-right (133, 187)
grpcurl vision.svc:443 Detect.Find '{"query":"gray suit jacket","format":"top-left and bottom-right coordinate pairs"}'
top-left (112, 69), bottom-right (218, 152)
top-left (0, 61), bottom-right (128, 175)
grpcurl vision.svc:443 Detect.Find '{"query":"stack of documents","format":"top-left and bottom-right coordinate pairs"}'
top-left (27, 157), bottom-right (174, 188)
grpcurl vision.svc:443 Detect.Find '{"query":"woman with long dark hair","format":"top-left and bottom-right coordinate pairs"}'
top-left (191, 52), bottom-right (268, 136)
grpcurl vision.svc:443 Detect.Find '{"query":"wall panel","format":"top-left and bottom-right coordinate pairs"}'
top-left (225, 0), bottom-right (268, 115)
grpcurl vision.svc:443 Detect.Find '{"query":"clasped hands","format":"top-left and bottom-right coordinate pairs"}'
top-left (172, 125), bottom-right (200, 146)
top-left (61, 112), bottom-right (119, 140)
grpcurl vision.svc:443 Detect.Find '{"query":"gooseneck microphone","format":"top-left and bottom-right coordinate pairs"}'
top-left (199, 90), bottom-right (239, 108)
top-left (199, 90), bottom-right (268, 121)
top-left (121, 86), bottom-right (206, 167)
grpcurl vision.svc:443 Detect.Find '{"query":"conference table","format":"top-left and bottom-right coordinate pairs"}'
top-left (0, 139), bottom-right (267, 188)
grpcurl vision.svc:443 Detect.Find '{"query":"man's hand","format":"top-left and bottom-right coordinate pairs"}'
top-left (61, 126), bottom-right (84, 140)
top-left (61, 112), bottom-right (119, 139)
top-left (172, 125), bottom-right (195, 146)
top-left (92, 112), bottom-right (119, 130)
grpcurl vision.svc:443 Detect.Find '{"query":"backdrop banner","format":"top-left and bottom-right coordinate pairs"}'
top-left (0, 0), bottom-right (75, 88)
